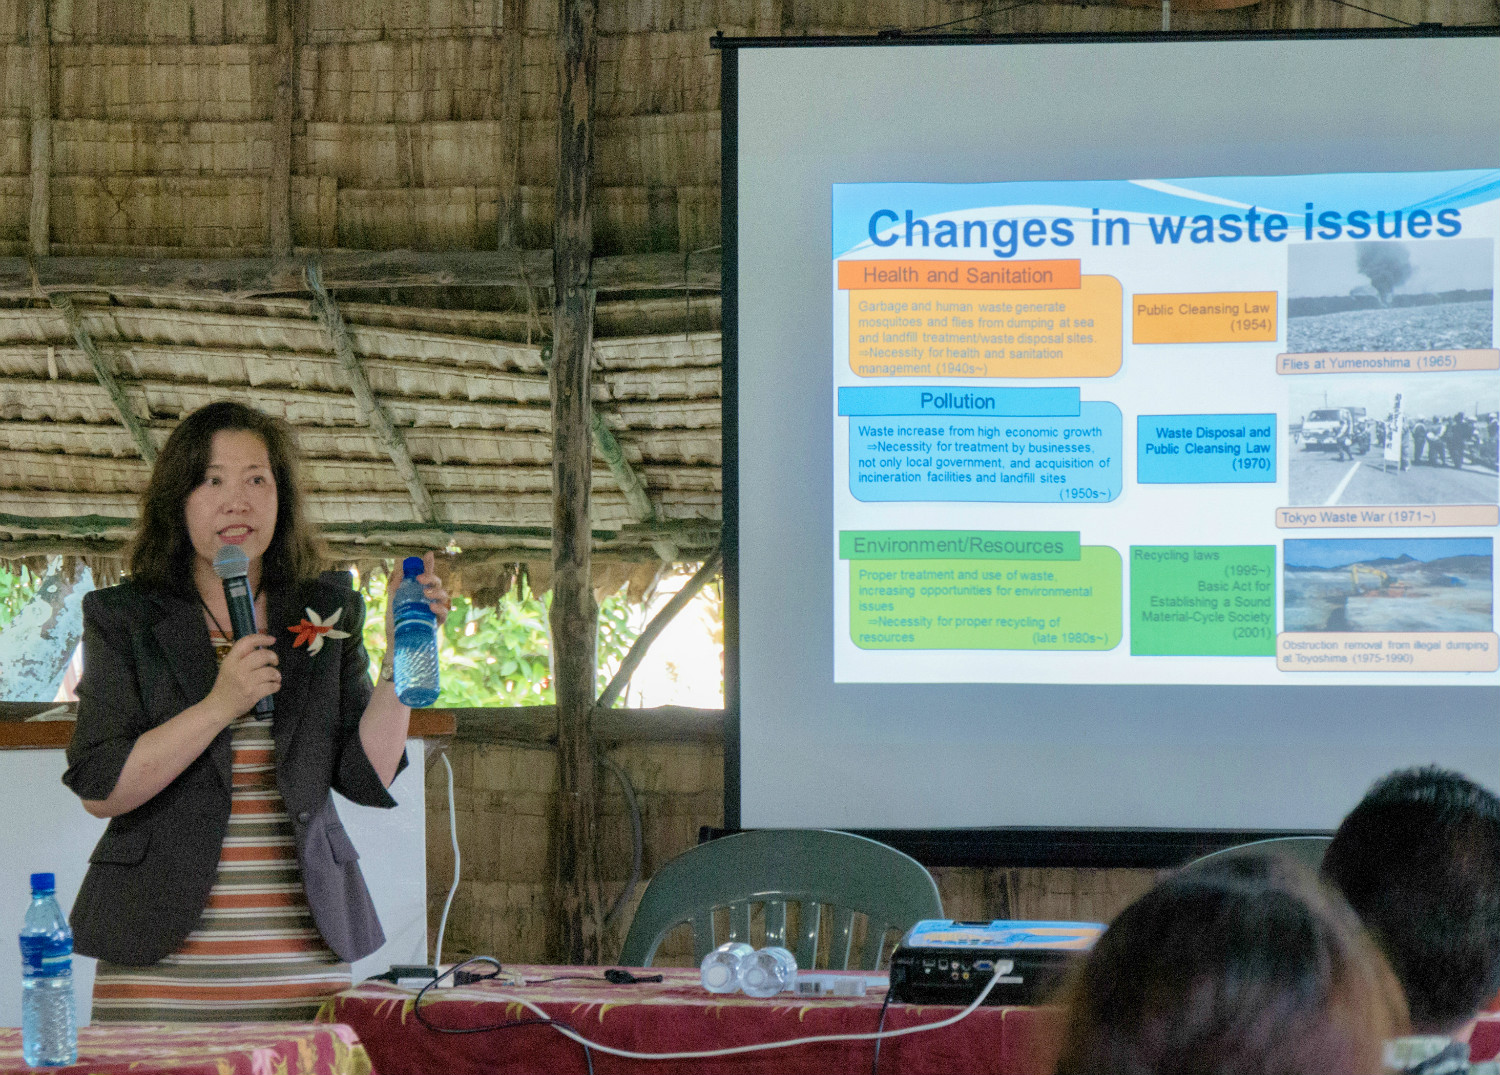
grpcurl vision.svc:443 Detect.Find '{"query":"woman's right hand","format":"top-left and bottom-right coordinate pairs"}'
top-left (207, 634), bottom-right (280, 719)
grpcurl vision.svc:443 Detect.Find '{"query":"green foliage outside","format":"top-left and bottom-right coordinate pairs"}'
top-left (0, 559), bottom-right (675, 707)
top-left (0, 564), bottom-right (41, 631)
top-left (357, 568), bottom-right (642, 707)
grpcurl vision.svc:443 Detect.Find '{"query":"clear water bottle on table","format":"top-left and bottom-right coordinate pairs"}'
top-left (740, 946), bottom-right (797, 997)
top-left (699, 942), bottom-right (753, 994)
top-left (392, 556), bottom-right (441, 708)
top-left (19, 872), bottom-right (76, 1068)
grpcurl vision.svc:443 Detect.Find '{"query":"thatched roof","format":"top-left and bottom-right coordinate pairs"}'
top-left (0, 0), bottom-right (1475, 573)
top-left (0, 288), bottom-right (722, 564)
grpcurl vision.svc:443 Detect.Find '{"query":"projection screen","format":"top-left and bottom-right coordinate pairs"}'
top-left (724, 31), bottom-right (1500, 847)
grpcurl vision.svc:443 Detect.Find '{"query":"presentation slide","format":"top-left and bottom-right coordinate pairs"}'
top-left (729, 34), bottom-right (1500, 835)
top-left (833, 171), bottom-right (1499, 687)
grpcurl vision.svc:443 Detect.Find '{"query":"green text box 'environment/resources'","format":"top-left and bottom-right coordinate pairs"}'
top-left (1130, 545), bottom-right (1276, 656)
top-left (850, 547), bottom-right (1121, 650)
top-left (840, 530), bottom-right (1080, 561)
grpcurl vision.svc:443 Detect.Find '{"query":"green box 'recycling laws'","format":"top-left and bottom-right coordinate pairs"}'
top-left (1130, 545), bottom-right (1276, 656)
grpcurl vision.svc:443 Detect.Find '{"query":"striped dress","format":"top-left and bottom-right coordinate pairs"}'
top-left (91, 632), bottom-right (352, 1022)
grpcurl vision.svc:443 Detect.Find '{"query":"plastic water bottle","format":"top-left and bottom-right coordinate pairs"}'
top-left (699, 942), bottom-right (753, 994)
top-left (391, 556), bottom-right (440, 708)
top-left (740, 946), bottom-right (798, 997)
top-left (19, 873), bottom-right (76, 1068)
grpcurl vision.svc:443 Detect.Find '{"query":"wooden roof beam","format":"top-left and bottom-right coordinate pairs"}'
top-left (540, 339), bottom-right (678, 560)
top-left (49, 294), bottom-right (157, 465)
top-left (28, 0), bottom-right (50, 259)
top-left (0, 513), bottom-right (717, 541)
top-left (591, 411), bottom-right (678, 562)
top-left (266, 0), bottom-right (297, 256)
top-left (305, 262), bottom-right (438, 525)
top-left (0, 251), bottom-right (721, 301)
top-left (495, 0), bottom-right (526, 250)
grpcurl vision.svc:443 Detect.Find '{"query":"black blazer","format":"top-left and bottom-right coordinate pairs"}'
top-left (62, 572), bottom-right (407, 966)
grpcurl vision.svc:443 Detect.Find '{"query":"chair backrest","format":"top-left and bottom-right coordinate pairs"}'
top-left (1185, 835), bottom-right (1334, 874)
top-left (618, 829), bottom-right (943, 970)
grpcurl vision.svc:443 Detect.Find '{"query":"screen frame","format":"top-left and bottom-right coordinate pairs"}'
top-left (716, 25), bottom-right (1500, 866)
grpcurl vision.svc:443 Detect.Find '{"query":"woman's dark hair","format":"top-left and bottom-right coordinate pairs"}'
top-left (128, 401), bottom-right (324, 593)
top-left (1052, 853), bottom-right (1407, 1075)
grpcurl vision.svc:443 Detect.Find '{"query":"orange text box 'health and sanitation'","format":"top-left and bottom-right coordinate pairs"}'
top-left (1132, 292), bottom-right (1278, 344)
top-left (838, 260), bottom-right (1082, 291)
top-left (847, 275), bottom-right (1122, 379)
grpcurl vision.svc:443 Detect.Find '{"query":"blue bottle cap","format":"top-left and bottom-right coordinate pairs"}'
top-left (403, 556), bottom-right (425, 579)
top-left (29, 873), bottom-right (54, 893)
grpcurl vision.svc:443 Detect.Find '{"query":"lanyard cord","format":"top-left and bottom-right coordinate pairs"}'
top-left (196, 586), bottom-right (262, 639)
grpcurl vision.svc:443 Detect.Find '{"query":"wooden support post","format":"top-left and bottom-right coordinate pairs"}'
top-left (51, 295), bottom-right (157, 464)
top-left (28, 0), bottom-right (50, 258)
top-left (267, 0), bottom-right (297, 255)
top-left (597, 548), bottom-right (721, 710)
top-left (496, 0), bottom-right (526, 249)
top-left (305, 262), bottom-right (439, 524)
top-left (549, 0), bottom-right (604, 966)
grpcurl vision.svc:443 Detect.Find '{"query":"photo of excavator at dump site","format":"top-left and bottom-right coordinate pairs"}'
top-left (1283, 538), bottom-right (1493, 633)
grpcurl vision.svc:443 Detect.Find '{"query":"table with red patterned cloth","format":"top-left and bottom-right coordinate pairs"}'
top-left (321, 966), bottom-right (1057, 1075)
top-left (325, 969), bottom-right (1500, 1075)
top-left (0, 1022), bottom-right (373, 1075)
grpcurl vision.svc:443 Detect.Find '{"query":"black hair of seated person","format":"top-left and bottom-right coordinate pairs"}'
top-left (1052, 853), bottom-right (1407, 1075)
top-left (1322, 766), bottom-right (1500, 1035)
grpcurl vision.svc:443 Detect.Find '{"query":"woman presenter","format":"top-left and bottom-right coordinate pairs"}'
top-left (62, 400), bottom-right (449, 1022)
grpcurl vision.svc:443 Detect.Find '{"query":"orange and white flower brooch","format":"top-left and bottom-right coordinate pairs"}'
top-left (288, 607), bottom-right (351, 655)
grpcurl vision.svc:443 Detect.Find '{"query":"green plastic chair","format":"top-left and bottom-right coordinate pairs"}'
top-left (1185, 835), bottom-right (1333, 873)
top-left (618, 829), bottom-right (943, 970)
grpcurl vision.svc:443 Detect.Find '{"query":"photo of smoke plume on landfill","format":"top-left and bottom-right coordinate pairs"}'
top-left (1286, 238), bottom-right (1493, 353)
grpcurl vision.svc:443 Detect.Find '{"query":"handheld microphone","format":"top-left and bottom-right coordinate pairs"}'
top-left (212, 544), bottom-right (274, 716)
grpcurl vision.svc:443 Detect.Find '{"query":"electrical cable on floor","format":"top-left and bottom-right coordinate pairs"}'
top-left (413, 958), bottom-right (595, 1075)
top-left (397, 956), bottom-right (999, 1062)
top-left (433, 751), bottom-right (459, 969)
top-left (871, 984), bottom-right (896, 1075)
top-left (599, 754), bottom-right (642, 927)
top-left (407, 747), bottom-right (970, 1063)
top-left (426, 746), bottom-right (636, 964)
top-left (454, 967), bottom-right (1002, 1061)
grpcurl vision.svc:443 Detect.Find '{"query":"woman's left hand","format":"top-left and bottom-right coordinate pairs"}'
top-left (383, 552), bottom-right (453, 647)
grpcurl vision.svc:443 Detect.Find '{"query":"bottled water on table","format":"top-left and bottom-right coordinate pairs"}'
top-left (19, 873), bottom-right (75, 1068)
top-left (740, 946), bottom-right (797, 997)
top-left (699, 942), bottom-right (754, 993)
top-left (392, 555), bottom-right (440, 708)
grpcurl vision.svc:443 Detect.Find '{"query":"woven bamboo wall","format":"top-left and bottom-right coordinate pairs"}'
top-left (427, 736), bottom-right (1160, 966)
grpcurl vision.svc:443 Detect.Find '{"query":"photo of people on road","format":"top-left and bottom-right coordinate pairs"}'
top-left (1287, 377), bottom-right (1499, 507)
top-left (1285, 238), bottom-right (1493, 353)
top-left (1283, 537), bottom-right (1494, 633)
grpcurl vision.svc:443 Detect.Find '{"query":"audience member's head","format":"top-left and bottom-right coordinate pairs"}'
top-left (1052, 853), bottom-right (1407, 1075)
top-left (1323, 766), bottom-right (1500, 1036)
